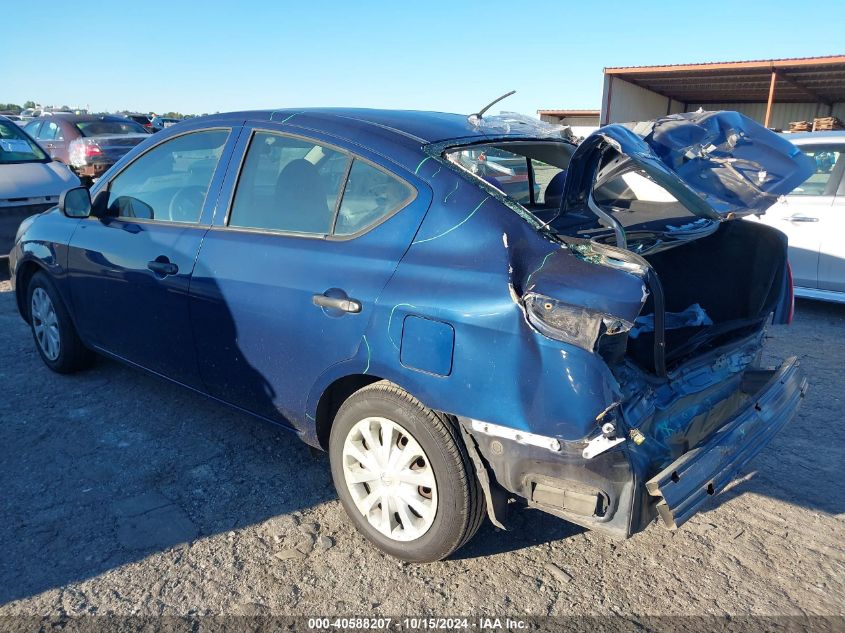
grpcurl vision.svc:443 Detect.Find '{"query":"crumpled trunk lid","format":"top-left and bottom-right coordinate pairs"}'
top-left (561, 110), bottom-right (815, 222)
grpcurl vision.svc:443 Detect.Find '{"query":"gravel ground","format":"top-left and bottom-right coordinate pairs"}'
top-left (0, 269), bottom-right (843, 620)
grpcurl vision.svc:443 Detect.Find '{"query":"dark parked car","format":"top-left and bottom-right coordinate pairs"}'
top-left (151, 116), bottom-right (181, 132)
top-left (0, 117), bottom-right (79, 256)
top-left (23, 115), bottom-right (149, 184)
top-left (126, 113), bottom-right (155, 133)
top-left (8, 109), bottom-right (811, 562)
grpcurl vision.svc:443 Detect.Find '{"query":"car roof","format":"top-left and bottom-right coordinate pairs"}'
top-left (782, 131), bottom-right (845, 144)
top-left (37, 114), bottom-right (139, 124)
top-left (192, 108), bottom-right (527, 144)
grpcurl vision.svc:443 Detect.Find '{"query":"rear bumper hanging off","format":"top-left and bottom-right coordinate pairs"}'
top-left (645, 356), bottom-right (807, 529)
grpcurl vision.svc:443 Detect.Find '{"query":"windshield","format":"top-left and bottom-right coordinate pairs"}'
top-left (76, 120), bottom-right (148, 136)
top-left (0, 120), bottom-right (48, 164)
top-left (444, 141), bottom-right (573, 208)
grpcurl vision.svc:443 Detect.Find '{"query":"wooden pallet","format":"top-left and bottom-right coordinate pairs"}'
top-left (788, 120), bottom-right (812, 132)
top-left (813, 116), bottom-right (845, 131)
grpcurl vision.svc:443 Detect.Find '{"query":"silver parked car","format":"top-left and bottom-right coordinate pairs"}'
top-left (0, 116), bottom-right (80, 256)
top-left (748, 131), bottom-right (845, 303)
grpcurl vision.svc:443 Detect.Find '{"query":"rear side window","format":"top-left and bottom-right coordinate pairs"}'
top-left (335, 160), bottom-right (414, 235)
top-left (229, 132), bottom-right (350, 234)
top-left (445, 142), bottom-right (572, 208)
top-left (76, 120), bottom-right (147, 136)
top-left (106, 129), bottom-right (229, 223)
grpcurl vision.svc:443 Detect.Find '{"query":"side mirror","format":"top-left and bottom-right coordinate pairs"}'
top-left (59, 186), bottom-right (92, 218)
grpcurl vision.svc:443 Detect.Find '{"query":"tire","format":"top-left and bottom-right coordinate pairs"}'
top-left (329, 381), bottom-right (485, 562)
top-left (27, 271), bottom-right (93, 373)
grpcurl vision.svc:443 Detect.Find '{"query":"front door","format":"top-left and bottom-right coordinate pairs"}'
top-left (189, 126), bottom-right (430, 426)
top-left (36, 120), bottom-right (67, 162)
top-left (67, 126), bottom-right (239, 387)
top-left (815, 146), bottom-right (845, 293)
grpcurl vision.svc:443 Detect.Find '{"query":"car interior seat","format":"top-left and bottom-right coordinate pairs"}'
top-left (274, 159), bottom-right (332, 233)
top-left (543, 170), bottom-right (567, 209)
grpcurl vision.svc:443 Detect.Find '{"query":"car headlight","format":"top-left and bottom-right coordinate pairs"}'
top-left (523, 293), bottom-right (632, 351)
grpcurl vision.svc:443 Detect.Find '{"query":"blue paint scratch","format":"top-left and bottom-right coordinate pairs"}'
top-left (413, 197), bottom-right (489, 245)
top-left (387, 303), bottom-right (417, 350)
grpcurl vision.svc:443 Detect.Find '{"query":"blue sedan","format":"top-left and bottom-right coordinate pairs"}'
top-left (9, 109), bottom-right (811, 561)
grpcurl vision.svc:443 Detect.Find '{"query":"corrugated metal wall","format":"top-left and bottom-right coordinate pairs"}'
top-left (602, 78), bottom-right (684, 124)
top-left (602, 78), bottom-right (843, 129)
top-left (685, 102), bottom-right (833, 129)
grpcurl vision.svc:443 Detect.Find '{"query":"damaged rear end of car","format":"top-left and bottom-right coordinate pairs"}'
top-left (440, 111), bottom-right (813, 537)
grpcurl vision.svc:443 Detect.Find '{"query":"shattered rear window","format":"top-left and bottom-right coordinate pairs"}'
top-left (444, 141), bottom-right (573, 209)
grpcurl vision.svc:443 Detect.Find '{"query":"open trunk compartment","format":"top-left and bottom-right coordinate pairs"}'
top-left (621, 220), bottom-right (789, 373)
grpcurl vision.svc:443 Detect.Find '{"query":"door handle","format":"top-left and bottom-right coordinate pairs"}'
top-left (312, 293), bottom-right (362, 313)
top-left (147, 259), bottom-right (179, 276)
top-left (784, 215), bottom-right (819, 223)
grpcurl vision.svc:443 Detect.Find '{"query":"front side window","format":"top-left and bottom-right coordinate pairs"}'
top-left (38, 121), bottom-right (59, 141)
top-left (229, 132), bottom-right (349, 234)
top-left (790, 146), bottom-right (843, 196)
top-left (23, 120), bottom-right (41, 137)
top-left (106, 129), bottom-right (229, 223)
top-left (0, 120), bottom-right (48, 164)
top-left (335, 160), bottom-right (414, 235)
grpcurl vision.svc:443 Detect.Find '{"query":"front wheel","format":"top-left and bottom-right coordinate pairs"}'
top-left (28, 271), bottom-right (93, 373)
top-left (329, 381), bottom-right (485, 562)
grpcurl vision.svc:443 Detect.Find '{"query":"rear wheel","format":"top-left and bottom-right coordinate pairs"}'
top-left (329, 381), bottom-right (484, 562)
top-left (28, 272), bottom-right (93, 373)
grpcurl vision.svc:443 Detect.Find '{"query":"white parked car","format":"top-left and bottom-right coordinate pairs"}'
top-left (1, 116), bottom-right (80, 256)
top-left (747, 132), bottom-right (845, 303)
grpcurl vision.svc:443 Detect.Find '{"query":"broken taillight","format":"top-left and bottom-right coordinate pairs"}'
top-left (69, 139), bottom-right (103, 167)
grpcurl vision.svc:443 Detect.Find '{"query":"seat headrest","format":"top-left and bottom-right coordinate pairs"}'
top-left (543, 169), bottom-right (567, 209)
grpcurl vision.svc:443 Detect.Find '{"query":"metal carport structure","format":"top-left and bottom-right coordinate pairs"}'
top-left (600, 55), bottom-right (845, 129)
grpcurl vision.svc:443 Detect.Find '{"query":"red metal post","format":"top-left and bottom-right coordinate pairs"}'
top-left (764, 69), bottom-right (777, 128)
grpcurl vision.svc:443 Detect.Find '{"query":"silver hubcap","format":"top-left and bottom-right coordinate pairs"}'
top-left (342, 417), bottom-right (438, 542)
top-left (31, 288), bottom-right (60, 361)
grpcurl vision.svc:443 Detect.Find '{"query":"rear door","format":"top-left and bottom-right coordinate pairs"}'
top-left (189, 124), bottom-right (431, 427)
top-left (67, 124), bottom-right (240, 387)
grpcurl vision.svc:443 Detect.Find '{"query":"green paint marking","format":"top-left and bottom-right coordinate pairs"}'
top-left (431, 166), bottom-right (442, 179)
top-left (362, 335), bottom-right (371, 374)
top-left (270, 111), bottom-right (299, 123)
top-left (387, 303), bottom-right (417, 350)
top-left (414, 156), bottom-right (432, 175)
top-left (525, 251), bottom-right (555, 289)
top-left (444, 181), bottom-right (459, 203)
top-left (413, 197), bottom-right (489, 245)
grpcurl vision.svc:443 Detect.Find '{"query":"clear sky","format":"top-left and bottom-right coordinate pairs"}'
top-left (3, 0), bottom-right (843, 117)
